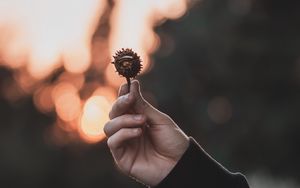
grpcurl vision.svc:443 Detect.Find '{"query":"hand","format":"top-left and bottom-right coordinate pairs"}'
top-left (104, 80), bottom-right (189, 186)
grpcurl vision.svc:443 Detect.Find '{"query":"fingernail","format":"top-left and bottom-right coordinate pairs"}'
top-left (133, 115), bottom-right (143, 121)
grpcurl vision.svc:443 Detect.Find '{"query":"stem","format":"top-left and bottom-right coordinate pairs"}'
top-left (126, 77), bottom-right (131, 93)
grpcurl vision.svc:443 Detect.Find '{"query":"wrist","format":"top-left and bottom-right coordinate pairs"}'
top-left (151, 136), bottom-right (190, 186)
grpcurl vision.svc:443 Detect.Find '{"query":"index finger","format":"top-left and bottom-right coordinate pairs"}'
top-left (109, 92), bottom-right (134, 119)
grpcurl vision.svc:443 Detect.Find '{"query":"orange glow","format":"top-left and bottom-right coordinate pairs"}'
top-left (0, 0), bottom-right (191, 143)
top-left (105, 64), bottom-right (125, 89)
top-left (33, 85), bottom-right (54, 113)
top-left (152, 0), bottom-right (188, 20)
top-left (93, 86), bottom-right (117, 103)
top-left (108, 0), bottom-right (188, 79)
top-left (80, 96), bottom-right (112, 143)
top-left (0, 25), bottom-right (28, 68)
top-left (0, 0), bottom-right (106, 78)
top-left (52, 82), bottom-right (81, 122)
top-left (57, 72), bottom-right (85, 90)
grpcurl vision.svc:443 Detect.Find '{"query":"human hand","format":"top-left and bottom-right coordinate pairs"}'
top-left (104, 80), bottom-right (189, 186)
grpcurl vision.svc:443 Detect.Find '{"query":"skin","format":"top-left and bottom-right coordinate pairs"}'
top-left (104, 80), bottom-right (189, 186)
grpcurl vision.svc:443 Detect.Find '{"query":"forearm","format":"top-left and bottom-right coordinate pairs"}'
top-left (154, 138), bottom-right (249, 188)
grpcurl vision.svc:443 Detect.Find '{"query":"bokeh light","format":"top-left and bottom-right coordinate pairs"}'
top-left (207, 96), bottom-right (232, 124)
top-left (0, 0), bottom-right (190, 143)
top-left (80, 96), bottom-right (111, 143)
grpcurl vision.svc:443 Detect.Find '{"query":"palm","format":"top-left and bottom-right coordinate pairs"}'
top-left (116, 121), bottom-right (178, 182)
top-left (105, 81), bottom-right (189, 186)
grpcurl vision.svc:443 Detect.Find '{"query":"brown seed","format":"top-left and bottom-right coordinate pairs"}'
top-left (112, 48), bottom-right (142, 78)
top-left (111, 48), bottom-right (143, 91)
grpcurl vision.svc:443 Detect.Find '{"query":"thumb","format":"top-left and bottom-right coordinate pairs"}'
top-left (130, 80), bottom-right (173, 125)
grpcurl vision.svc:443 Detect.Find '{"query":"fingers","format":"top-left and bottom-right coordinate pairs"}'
top-left (130, 80), bottom-right (173, 125)
top-left (104, 114), bottom-right (146, 137)
top-left (111, 80), bottom-right (173, 125)
top-left (107, 128), bottom-right (142, 150)
top-left (109, 93), bottom-right (134, 119)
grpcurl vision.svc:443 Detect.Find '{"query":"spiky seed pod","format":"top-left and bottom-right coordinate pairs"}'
top-left (112, 48), bottom-right (142, 78)
top-left (112, 48), bottom-right (142, 91)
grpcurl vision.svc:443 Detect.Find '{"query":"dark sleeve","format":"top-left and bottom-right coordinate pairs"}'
top-left (155, 137), bottom-right (250, 188)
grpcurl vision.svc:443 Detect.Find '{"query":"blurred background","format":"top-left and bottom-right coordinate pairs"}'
top-left (0, 0), bottom-right (299, 187)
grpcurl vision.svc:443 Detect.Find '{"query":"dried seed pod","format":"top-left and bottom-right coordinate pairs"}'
top-left (112, 48), bottom-right (142, 92)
